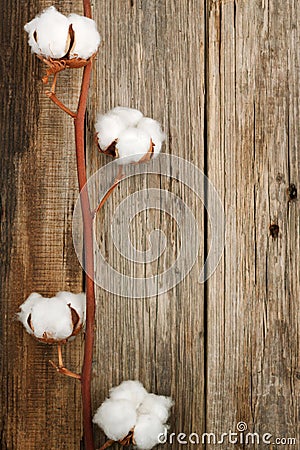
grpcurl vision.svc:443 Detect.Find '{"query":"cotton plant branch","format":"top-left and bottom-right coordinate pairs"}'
top-left (74, 59), bottom-right (96, 450)
top-left (22, 3), bottom-right (168, 450)
top-left (24, 2), bottom-right (101, 448)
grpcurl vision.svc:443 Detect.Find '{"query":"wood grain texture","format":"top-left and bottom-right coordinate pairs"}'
top-left (89, 1), bottom-right (206, 448)
top-left (1, 0), bottom-right (299, 449)
top-left (1, 1), bottom-right (84, 449)
top-left (206, 0), bottom-right (299, 448)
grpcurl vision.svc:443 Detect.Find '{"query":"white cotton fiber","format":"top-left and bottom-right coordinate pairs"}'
top-left (30, 297), bottom-right (74, 340)
top-left (115, 128), bottom-right (151, 164)
top-left (68, 14), bottom-right (101, 59)
top-left (137, 117), bottom-right (166, 157)
top-left (93, 398), bottom-right (137, 441)
top-left (95, 113), bottom-right (126, 150)
top-left (17, 292), bottom-right (42, 335)
top-left (93, 380), bottom-right (173, 448)
top-left (133, 414), bottom-right (166, 450)
top-left (25, 6), bottom-right (71, 59)
top-left (109, 380), bottom-right (148, 408)
top-left (56, 291), bottom-right (86, 327)
top-left (18, 291), bottom-right (86, 341)
top-left (110, 107), bottom-right (143, 127)
top-left (138, 393), bottom-right (173, 423)
top-left (24, 17), bottom-right (40, 55)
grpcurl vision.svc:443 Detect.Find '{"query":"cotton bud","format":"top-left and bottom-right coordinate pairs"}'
top-left (24, 6), bottom-right (70, 59)
top-left (24, 6), bottom-right (101, 81)
top-left (95, 107), bottom-right (165, 165)
top-left (18, 291), bottom-right (86, 343)
top-left (93, 398), bottom-right (137, 441)
top-left (68, 14), bottom-right (101, 60)
top-left (94, 113), bottom-right (127, 153)
top-left (137, 118), bottom-right (166, 157)
top-left (93, 380), bottom-right (173, 450)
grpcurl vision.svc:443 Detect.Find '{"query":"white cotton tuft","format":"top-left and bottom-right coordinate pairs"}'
top-left (110, 107), bottom-right (143, 127)
top-left (109, 380), bottom-right (148, 408)
top-left (30, 297), bottom-right (74, 340)
top-left (93, 398), bottom-right (137, 441)
top-left (18, 291), bottom-right (86, 342)
top-left (24, 17), bottom-right (40, 55)
top-left (137, 117), bottom-right (166, 157)
top-left (55, 291), bottom-right (86, 326)
top-left (68, 14), bottom-right (101, 59)
top-left (138, 393), bottom-right (173, 423)
top-left (25, 6), bottom-right (71, 58)
top-left (17, 292), bottom-right (42, 335)
top-left (115, 128), bottom-right (151, 164)
top-left (133, 414), bottom-right (166, 450)
top-left (95, 113), bottom-right (126, 150)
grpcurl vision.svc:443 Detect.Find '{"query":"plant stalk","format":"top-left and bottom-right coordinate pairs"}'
top-left (74, 58), bottom-right (95, 450)
top-left (75, 2), bottom-right (94, 448)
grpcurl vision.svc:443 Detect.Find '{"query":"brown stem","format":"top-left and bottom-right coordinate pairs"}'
top-left (57, 343), bottom-right (63, 367)
top-left (97, 440), bottom-right (115, 450)
top-left (49, 359), bottom-right (82, 380)
top-left (93, 167), bottom-right (124, 216)
top-left (74, 59), bottom-right (95, 450)
top-left (49, 344), bottom-right (81, 380)
top-left (83, 0), bottom-right (92, 18)
top-left (45, 90), bottom-right (77, 118)
top-left (43, 2), bottom-right (115, 448)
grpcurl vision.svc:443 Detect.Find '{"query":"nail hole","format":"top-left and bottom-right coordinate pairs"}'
top-left (269, 224), bottom-right (279, 239)
top-left (288, 184), bottom-right (297, 201)
top-left (295, 372), bottom-right (300, 380)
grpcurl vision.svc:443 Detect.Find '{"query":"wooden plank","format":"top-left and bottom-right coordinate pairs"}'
top-left (90, 1), bottom-right (206, 448)
top-left (206, 0), bottom-right (299, 447)
top-left (0, 1), bottom-right (84, 449)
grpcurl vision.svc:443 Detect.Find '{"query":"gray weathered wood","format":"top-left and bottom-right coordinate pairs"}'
top-left (90, 1), bottom-right (206, 448)
top-left (206, 0), bottom-right (299, 448)
top-left (0, 0), bottom-right (299, 449)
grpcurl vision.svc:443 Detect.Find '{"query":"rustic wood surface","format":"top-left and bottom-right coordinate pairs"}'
top-left (0, 1), bottom-right (298, 449)
top-left (206, 0), bottom-right (299, 448)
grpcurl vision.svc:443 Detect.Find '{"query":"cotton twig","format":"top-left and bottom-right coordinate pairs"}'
top-left (49, 344), bottom-right (81, 380)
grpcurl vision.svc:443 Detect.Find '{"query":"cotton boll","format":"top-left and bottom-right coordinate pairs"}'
top-left (138, 393), bottom-right (173, 423)
top-left (137, 118), bottom-right (165, 157)
top-left (95, 113), bottom-right (127, 150)
top-left (17, 292), bottom-right (42, 334)
top-left (134, 414), bottom-right (166, 450)
top-left (93, 398), bottom-right (137, 441)
top-left (68, 14), bottom-right (101, 59)
top-left (110, 107), bottom-right (143, 127)
top-left (30, 297), bottom-right (74, 340)
top-left (24, 17), bottom-right (41, 55)
top-left (116, 128), bottom-right (152, 165)
top-left (109, 380), bottom-right (148, 408)
top-left (55, 291), bottom-right (86, 327)
top-left (25, 6), bottom-right (71, 59)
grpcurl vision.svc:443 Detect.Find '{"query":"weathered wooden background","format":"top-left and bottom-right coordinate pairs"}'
top-left (0, 0), bottom-right (299, 449)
